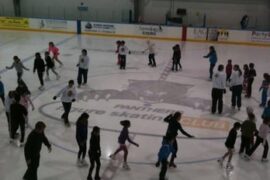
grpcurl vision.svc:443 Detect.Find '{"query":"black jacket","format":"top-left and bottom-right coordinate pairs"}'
top-left (10, 102), bottom-right (28, 122)
top-left (24, 130), bottom-right (51, 159)
top-left (33, 58), bottom-right (45, 72)
top-left (89, 135), bottom-right (101, 157)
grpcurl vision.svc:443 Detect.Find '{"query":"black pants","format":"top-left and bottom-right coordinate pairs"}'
top-left (77, 68), bottom-right (88, 85)
top-left (77, 140), bottom-right (87, 159)
top-left (172, 58), bottom-right (181, 71)
top-left (148, 54), bottom-right (156, 66)
top-left (209, 64), bottom-right (215, 79)
top-left (17, 72), bottom-right (23, 82)
top-left (37, 71), bottom-right (44, 86)
top-left (246, 78), bottom-right (254, 97)
top-left (23, 155), bottom-right (40, 180)
top-left (87, 152), bottom-right (101, 179)
top-left (119, 55), bottom-right (126, 69)
top-left (239, 136), bottom-right (252, 154)
top-left (61, 102), bottom-right (72, 124)
top-left (6, 112), bottom-right (11, 137)
top-left (159, 160), bottom-right (168, 180)
top-left (211, 88), bottom-right (224, 114)
top-left (231, 85), bottom-right (242, 108)
top-left (247, 136), bottom-right (268, 159)
top-left (0, 94), bottom-right (4, 106)
top-left (11, 119), bottom-right (25, 142)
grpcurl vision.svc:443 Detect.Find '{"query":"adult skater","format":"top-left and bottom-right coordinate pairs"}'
top-left (6, 56), bottom-right (29, 82)
top-left (143, 40), bottom-right (156, 67)
top-left (119, 41), bottom-right (130, 70)
top-left (23, 121), bottom-right (52, 180)
top-left (10, 93), bottom-right (27, 147)
top-left (172, 44), bottom-right (181, 71)
top-left (76, 112), bottom-right (89, 166)
top-left (245, 63), bottom-right (256, 98)
top-left (77, 49), bottom-right (90, 88)
top-left (229, 64), bottom-right (243, 110)
top-left (163, 112), bottom-right (194, 168)
top-left (203, 46), bottom-right (217, 80)
top-left (87, 126), bottom-right (101, 180)
top-left (218, 122), bottom-right (241, 169)
top-left (157, 135), bottom-right (175, 180)
top-left (211, 64), bottom-right (226, 114)
top-left (259, 73), bottom-right (270, 107)
top-left (48, 42), bottom-right (63, 67)
top-left (53, 80), bottom-right (76, 127)
top-left (262, 100), bottom-right (270, 121)
top-left (44, 51), bottom-right (60, 80)
top-left (33, 52), bottom-right (46, 90)
top-left (109, 120), bottom-right (139, 170)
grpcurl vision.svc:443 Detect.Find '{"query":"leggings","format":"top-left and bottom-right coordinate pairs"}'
top-left (113, 144), bottom-right (128, 162)
top-left (77, 140), bottom-right (87, 160)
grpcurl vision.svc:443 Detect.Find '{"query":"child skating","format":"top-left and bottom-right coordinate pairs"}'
top-left (45, 51), bottom-right (60, 80)
top-left (259, 73), bottom-right (270, 107)
top-left (109, 120), bottom-right (139, 170)
top-left (218, 122), bottom-right (241, 169)
top-left (48, 42), bottom-right (63, 67)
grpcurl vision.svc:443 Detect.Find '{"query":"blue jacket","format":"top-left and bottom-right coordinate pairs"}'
top-left (262, 107), bottom-right (270, 120)
top-left (0, 81), bottom-right (4, 96)
top-left (205, 51), bottom-right (217, 65)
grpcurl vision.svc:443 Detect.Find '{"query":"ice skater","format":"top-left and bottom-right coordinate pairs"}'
top-left (211, 64), bottom-right (226, 114)
top-left (242, 64), bottom-right (249, 94)
top-left (76, 112), bottom-right (89, 167)
top-left (53, 80), bottom-right (77, 127)
top-left (218, 122), bottom-right (241, 169)
top-left (23, 121), bottom-right (52, 180)
top-left (6, 56), bottom-right (29, 82)
top-left (44, 51), bottom-right (60, 80)
top-left (245, 63), bottom-right (256, 98)
top-left (239, 109), bottom-right (257, 157)
top-left (229, 64), bottom-right (243, 110)
top-left (245, 119), bottom-right (270, 162)
top-left (10, 93), bottom-right (28, 147)
top-left (109, 120), bottom-right (139, 170)
top-left (115, 40), bottom-right (121, 65)
top-left (0, 76), bottom-right (5, 105)
top-left (5, 91), bottom-right (15, 137)
top-left (87, 126), bottom-right (101, 180)
top-left (203, 46), bottom-right (217, 80)
top-left (171, 44), bottom-right (181, 71)
top-left (262, 100), bottom-right (270, 121)
top-left (119, 41), bottom-right (131, 70)
top-left (143, 40), bottom-right (156, 67)
top-left (157, 135), bottom-right (175, 180)
top-left (77, 49), bottom-right (90, 88)
top-left (259, 73), bottom-right (270, 107)
top-left (48, 42), bottom-right (63, 67)
top-left (163, 112), bottom-right (194, 168)
top-left (226, 59), bottom-right (233, 81)
top-left (33, 52), bottom-right (46, 90)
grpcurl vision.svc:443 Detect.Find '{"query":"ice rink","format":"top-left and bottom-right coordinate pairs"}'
top-left (0, 30), bottom-right (269, 180)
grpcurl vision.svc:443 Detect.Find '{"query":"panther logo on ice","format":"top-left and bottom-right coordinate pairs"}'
top-left (77, 80), bottom-right (229, 113)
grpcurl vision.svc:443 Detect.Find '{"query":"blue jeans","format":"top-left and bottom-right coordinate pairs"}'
top-left (261, 88), bottom-right (268, 106)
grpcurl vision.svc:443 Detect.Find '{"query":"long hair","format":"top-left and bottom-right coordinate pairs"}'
top-left (234, 64), bottom-right (242, 77)
top-left (76, 112), bottom-right (89, 126)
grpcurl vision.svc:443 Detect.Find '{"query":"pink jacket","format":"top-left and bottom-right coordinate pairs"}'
top-left (49, 46), bottom-right (60, 56)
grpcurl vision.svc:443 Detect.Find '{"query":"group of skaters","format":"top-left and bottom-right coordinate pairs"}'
top-left (0, 41), bottom-right (270, 180)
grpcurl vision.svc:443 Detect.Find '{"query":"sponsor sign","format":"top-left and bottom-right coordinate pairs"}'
top-left (193, 28), bottom-right (207, 40)
top-left (217, 29), bottom-right (229, 41)
top-left (251, 31), bottom-right (270, 42)
top-left (0, 17), bottom-right (29, 29)
top-left (138, 25), bottom-right (163, 36)
top-left (84, 22), bottom-right (116, 34)
top-left (39, 19), bottom-right (67, 30)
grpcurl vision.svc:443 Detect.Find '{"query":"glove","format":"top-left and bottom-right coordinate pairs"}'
top-left (72, 99), bottom-right (76, 102)
top-left (223, 89), bottom-right (226, 94)
top-left (53, 96), bottom-right (57, 100)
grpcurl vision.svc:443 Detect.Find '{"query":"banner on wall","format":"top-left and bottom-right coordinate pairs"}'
top-left (39, 19), bottom-right (67, 30)
top-left (83, 22), bottom-right (116, 34)
top-left (193, 28), bottom-right (207, 40)
top-left (137, 25), bottom-right (163, 36)
top-left (0, 17), bottom-right (29, 29)
top-left (217, 29), bottom-right (230, 41)
top-left (251, 31), bottom-right (270, 42)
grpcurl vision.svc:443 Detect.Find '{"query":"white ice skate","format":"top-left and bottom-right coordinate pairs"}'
top-left (56, 75), bottom-right (61, 80)
top-left (226, 163), bottom-right (234, 170)
top-left (45, 76), bottom-right (50, 81)
top-left (123, 162), bottom-right (130, 170)
top-left (109, 154), bottom-right (116, 160)
top-left (81, 159), bottom-right (89, 166)
top-left (217, 158), bottom-right (223, 167)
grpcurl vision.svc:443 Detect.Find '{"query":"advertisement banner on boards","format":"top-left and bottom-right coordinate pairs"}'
top-left (83, 22), bottom-right (116, 34)
top-left (39, 19), bottom-right (68, 30)
top-left (192, 28), bottom-right (207, 40)
top-left (0, 17), bottom-right (29, 29)
top-left (217, 29), bottom-right (230, 41)
top-left (251, 31), bottom-right (270, 42)
top-left (137, 25), bottom-right (163, 36)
